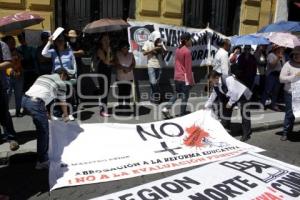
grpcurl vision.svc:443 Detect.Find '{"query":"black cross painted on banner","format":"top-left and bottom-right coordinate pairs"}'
top-left (154, 142), bottom-right (182, 155)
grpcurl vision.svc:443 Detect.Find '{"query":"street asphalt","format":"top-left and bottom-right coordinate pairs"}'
top-left (0, 98), bottom-right (300, 200)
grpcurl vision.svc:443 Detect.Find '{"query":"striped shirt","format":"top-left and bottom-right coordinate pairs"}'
top-left (25, 74), bottom-right (67, 105)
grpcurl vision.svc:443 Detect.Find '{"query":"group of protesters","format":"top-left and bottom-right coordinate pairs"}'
top-left (206, 39), bottom-right (300, 142)
top-left (0, 27), bottom-right (300, 169)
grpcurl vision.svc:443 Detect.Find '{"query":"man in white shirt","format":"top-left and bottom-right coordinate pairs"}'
top-left (22, 67), bottom-right (70, 169)
top-left (205, 70), bottom-right (252, 142)
top-left (142, 31), bottom-right (166, 104)
top-left (213, 39), bottom-right (230, 76)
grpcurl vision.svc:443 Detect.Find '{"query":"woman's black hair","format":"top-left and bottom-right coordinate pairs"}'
top-left (118, 40), bottom-right (129, 49)
top-left (179, 32), bottom-right (191, 48)
top-left (231, 46), bottom-right (241, 53)
top-left (53, 34), bottom-right (68, 50)
top-left (1, 35), bottom-right (14, 43)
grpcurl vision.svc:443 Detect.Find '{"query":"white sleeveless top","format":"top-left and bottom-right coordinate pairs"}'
top-left (116, 51), bottom-right (134, 81)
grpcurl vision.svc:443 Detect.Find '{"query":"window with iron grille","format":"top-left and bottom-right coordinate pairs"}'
top-left (56, 0), bottom-right (135, 30)
top-left (183, 0), bottom-right (241, 36)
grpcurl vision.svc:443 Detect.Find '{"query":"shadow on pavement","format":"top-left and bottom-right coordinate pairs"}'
top-left (0, 152), bottom-right (49, 200)
top-left (114, 105), bottom-right (151, 117)
top-left (275, 131), bottom-right (300, 142)
top-left (0, 131), bottom-right (36, 146)
top-left (77, 111), bottom-right (94, 121)
top-left (229, 123), bottom-right (243, 137)
top-left (16, 130), bottom-right (36, 145)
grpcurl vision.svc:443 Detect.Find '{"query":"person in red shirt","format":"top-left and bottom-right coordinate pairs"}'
top-left (162, 32), bottom-right (194, 118)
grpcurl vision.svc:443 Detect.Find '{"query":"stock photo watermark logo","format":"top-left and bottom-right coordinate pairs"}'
top-left (47, 74), bottom-right (266, 123)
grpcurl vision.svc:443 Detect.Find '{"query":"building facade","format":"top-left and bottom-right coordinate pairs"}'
top-left (0, 0), bottom-right (297, 36)
top-left (0, 0), bottom-right (54, 31)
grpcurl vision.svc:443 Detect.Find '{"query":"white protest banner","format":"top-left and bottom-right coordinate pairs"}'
top-left (93, 153), bottom-right (300, 200)
top-left (127, 20), bottom-right (227, 68)
top-left (291, 79), bottom-right (300, 117)
top-left (49, 110), bottom-right (263, 190)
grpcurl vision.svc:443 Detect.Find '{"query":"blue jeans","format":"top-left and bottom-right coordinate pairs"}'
top-left (261, 72), bottom-right (280, 107)
top-left (8, 76), bottom-right (24, 113)
top-left (283, 91), bottom-right (295, 136)
top-left (165, 81), bottom-right (191, 115)
top-left (22, 96), bottom-right (49, 162)
top-left (148, 67), bottom-right (162, 101)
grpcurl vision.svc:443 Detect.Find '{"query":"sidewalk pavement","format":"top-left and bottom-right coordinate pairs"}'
top-left (0, 97), bottom-right (297, 158)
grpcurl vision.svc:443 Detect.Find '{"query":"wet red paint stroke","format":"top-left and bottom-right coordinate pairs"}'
top-left (184, 125), bottom-right (209, 147)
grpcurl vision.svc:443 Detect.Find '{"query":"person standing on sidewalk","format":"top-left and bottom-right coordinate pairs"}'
top-left (95, 34), bottom-right (113, 117)
top-left (261, 45), bottom-right (285, 111)
top-left (204, 70), bottom-right (252, 141)
top-left (279, 46), bottom-right (300, 141)
top-left (2, 36), bottom-right (24, 117)
top-left (114, 41), bottom-right (136, 109)
top-left (142, 31), bottom-right (166, 104)
top-left (67, 30), bottom-right (85, 74)
top-left (17, 32), bottom-right (38, 92)
top-left (36, 32), bottom-right (52, 75)
top-left (162, 33), bottom-right (194, 118)
top-left (213, 39), bottom-right (230, 77)
top-left (22, 67), bottom-right (70, 169)
top-left (0, 40), bottom-right (19, 151)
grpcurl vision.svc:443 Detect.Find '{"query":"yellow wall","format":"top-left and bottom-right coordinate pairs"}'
top-left (135, 0), bottom-right (184, 26)
top-left (0, 0), bottom-right (278, 36)
top-left (239, 0), bottom-right (277, 35)
top-left (0, 0), bottom-right (54, 33)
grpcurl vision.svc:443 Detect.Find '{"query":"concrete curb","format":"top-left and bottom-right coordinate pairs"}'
top-left (252, 120), bottom-right (300, 132)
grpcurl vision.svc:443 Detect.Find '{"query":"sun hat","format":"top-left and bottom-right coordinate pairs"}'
top-left (67, 30), bottom-right (78, 38)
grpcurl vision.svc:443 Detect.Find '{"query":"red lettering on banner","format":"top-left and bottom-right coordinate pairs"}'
top-left (113, 172), bottom-right (130, 177)
top-left (86, 176), bottom-right (96, 182)
top-left (132, 169), bottom-right (140, 174)
top-left (207, 150), bottom-right (243, 160)
top-left (75, 176), bottom-right (97, 184)
top-left (253, 192), bottom-right (283, 200)
top-left (75, 177), bottom-right (85, 183)
top-left (100, 174), bottom-right (110, 180)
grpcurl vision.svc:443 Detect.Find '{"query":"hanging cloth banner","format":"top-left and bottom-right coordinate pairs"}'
top-left (127, 20), bottom-right (227, 68)
top-left (291, 79), bottom-right (300, 118)
top-left (93, 152), bottom-right (300, 200)
top-left (49, 110), bottom-right (263, 190)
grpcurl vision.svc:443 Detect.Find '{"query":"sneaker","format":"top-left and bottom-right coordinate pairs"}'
top-left (51, 115), bottom-right (61, 120)
top-left (16, 112), bottom-right (24, 117)
top-left (100, 111), bottom-right (111, 117)
top-left (9, 140), bottom-right (19, 151)
top-left (162, 107), bottom-right (172, 119)
top-left (68, 114), bottom-right (75, 121)
top-left (265, 99), bottom-right (271, 106)
top-left (240, 135), bottom-right (251, 142)
top-left (280, 135), bottom-right (287, 141)
top-left (35, 161), bottom-right (49, 170)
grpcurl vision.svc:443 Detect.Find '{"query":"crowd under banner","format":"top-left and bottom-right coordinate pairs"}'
top-left (49, 110), bottom-right (263, 190)
top-left (93, 153), bottom-right (300, 200)
top-left (127, 20), bottom-right (227, 68)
